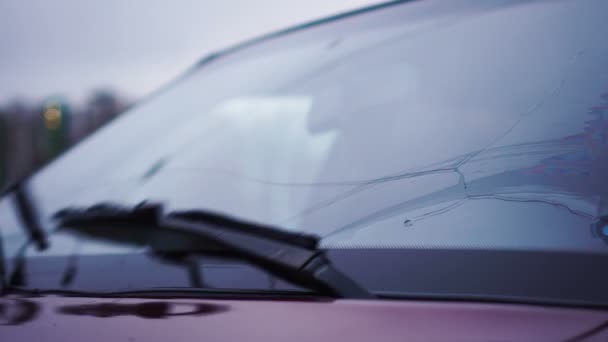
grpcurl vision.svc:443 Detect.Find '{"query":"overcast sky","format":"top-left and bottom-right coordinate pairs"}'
top-left (0, 0), bottom-right (382, 105)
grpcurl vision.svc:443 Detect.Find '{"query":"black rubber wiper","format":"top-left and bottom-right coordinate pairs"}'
top-left (53, 203), bottom-right (372, 299)
top-left (2, 184), bottom-right (49, 292)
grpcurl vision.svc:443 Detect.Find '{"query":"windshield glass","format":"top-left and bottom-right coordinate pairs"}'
top-left (2, 0), bottom-right (608, 304)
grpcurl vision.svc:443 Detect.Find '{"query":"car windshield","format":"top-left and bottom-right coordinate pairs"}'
top-left (2, 0), bottom-right (608, 304)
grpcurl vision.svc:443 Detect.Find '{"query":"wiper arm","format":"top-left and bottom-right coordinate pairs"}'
top-left (2, 184), bottom-right (49, 292)
top-left (54, 203), bottom-right (372, 299)
top-left (14, 185), bottom-right (49, 251)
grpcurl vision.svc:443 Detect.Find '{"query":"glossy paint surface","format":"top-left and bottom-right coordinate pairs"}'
top-left (2, 296), bottom-right (608, 342)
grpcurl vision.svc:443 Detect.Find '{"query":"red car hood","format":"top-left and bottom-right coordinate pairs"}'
top-left (2, 296), bottom-right (608, 342)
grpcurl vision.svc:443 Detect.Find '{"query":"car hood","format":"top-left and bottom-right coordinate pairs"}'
top-left (2, 296), bottom-right (608, 342)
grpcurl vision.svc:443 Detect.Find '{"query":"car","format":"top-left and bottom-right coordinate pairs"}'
top-left (2, 0), bottom-right (608, 341)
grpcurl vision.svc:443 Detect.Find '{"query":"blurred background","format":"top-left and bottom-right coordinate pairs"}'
top-left (0, 0), bottom-right (380, 190)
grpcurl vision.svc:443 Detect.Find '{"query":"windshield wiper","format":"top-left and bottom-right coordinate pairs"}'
top-left (52, 202), bottom-right (372, 299)
top-left (1, 184), bottom-right (49, 292)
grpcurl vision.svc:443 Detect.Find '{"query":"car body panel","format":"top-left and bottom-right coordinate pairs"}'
top-left (2, 296), bottom-right (608, 342)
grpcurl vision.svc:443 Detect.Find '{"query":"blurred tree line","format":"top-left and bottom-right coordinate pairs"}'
top-left (0, 90), bottom-right (131, 191)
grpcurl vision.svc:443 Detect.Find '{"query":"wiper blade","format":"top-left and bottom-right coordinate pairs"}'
top-left (54, 203), bottom-right (372, 299)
